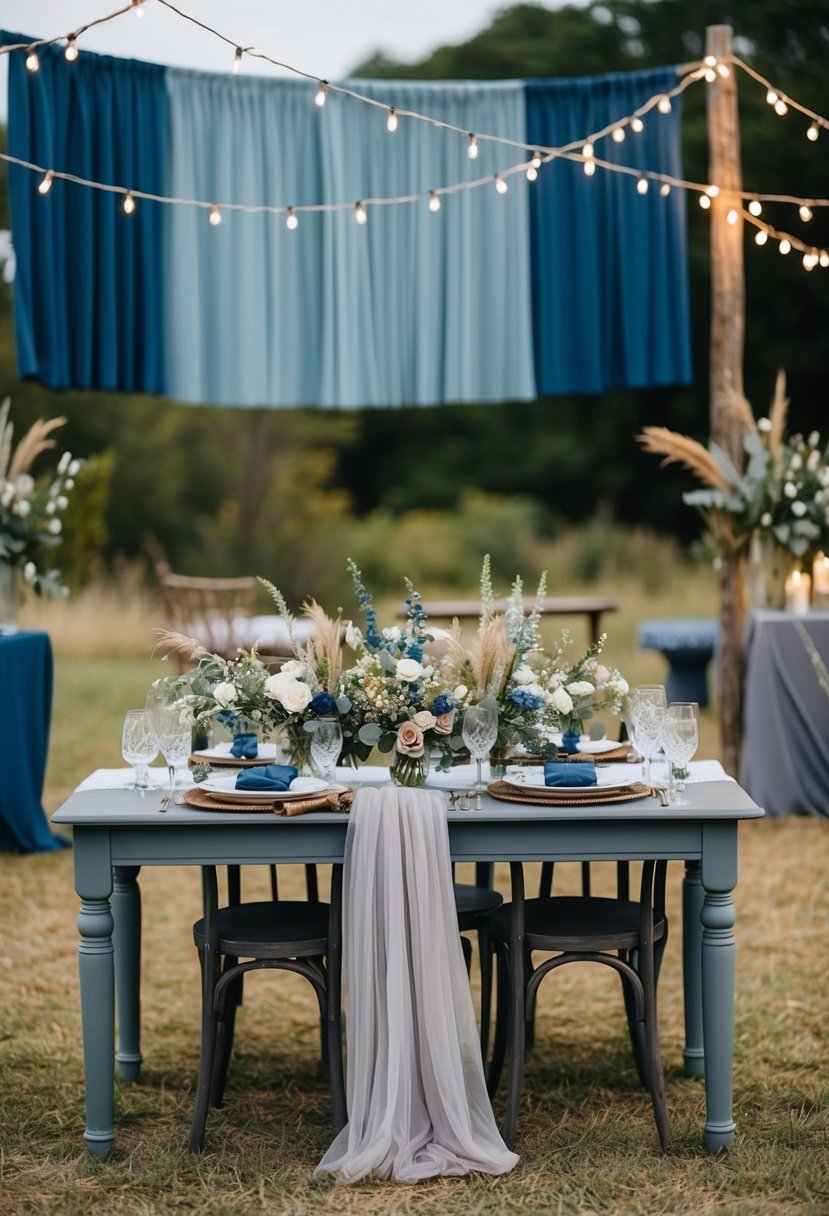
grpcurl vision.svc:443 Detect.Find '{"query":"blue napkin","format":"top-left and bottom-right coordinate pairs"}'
top-left (544, 760), bottom-right (597, 787)
top-left (230, 731), bottom-right (259, 760)
top-left (235, 764), bottom-right (298, 791)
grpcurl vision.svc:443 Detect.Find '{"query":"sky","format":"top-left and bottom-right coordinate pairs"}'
top-left (0, 1), bottom-right (565, 119)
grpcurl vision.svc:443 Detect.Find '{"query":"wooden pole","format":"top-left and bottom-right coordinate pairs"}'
top-left (706, 24), bottom-right (746, 776)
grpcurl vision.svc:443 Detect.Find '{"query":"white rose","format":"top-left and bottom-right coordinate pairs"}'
top-left (412, 710), bottom-right (436, 729)
top-left (566, 680), bottom-right (595, 697)
top-left (278, 681), bottom-right (313, 714)
top-left (784, 482), bottom-right (797, 498)
top-left (213, 682), bottom-right (237, 709)
top-left (757, 417), bottom-right (772, 433)
top-left (264, 673), bottom-right (291, 699)
top-left (614, 676), bottom-right (630, 696)
top-left (396, 658), bottom-right (424, 682)
top-left (280, 659), bottom-right (305, 678)
top-left (454, 684), bottom-right (469, 700)
top-left (513, 665), bottom-right (535, 685)
top-left (552, 687), bottom-right (574, 715)
top-left (791, 501), bottom-right (807, 517)
top-left (14, 499), bottom-right (31, 518)
top-left (593, 664), bottom-right (610, 685)
top-left (48, 518), bottom-right (62, 534)
top-left (23, 561), bottom-right (36, 583)
top-left (525, 683), bottom-right (548, 701)
top-left (345, 623), bottom-right (362, 648)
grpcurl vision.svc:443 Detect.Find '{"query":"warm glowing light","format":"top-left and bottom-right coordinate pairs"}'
top-left (583, 160), bottom-right (596, 177)
top-left (717, 63), bottom-right (730, 78)
top-left (637, 177), bottom-right (649, 195)
top-left (754, 230), bottom-right (768, 246)
top-left (726, 208), bottom-right (739, 225)
top-left (286, 208), bottom-right (298, 230)
top-left (766, 89), bottom-right (778, 105)
top-left (209, 205), bottom-right (222, 226)
top-left (132, 0), bottom-right (144, 14)
top-left (660, 182), bottom-right (671, 197)
top-left (232, 47), bottom-right (243, 74)
top-left (748, 200), bottom-right (762, 217)
top-left (774, 98), bottom-right (788, 116)
top-left (354, 202), bottom-right (367, 225)
top-left (799, 205), bottom-right (813, 222)
top-left (315, 81), bottom-right (328, 108)
top-left (123, 193), bottom-right (136, 215)
top-left (495, 175), bottom-right (508, 195)
top-left (612, 127), bottom-right (625, 142)
top-left (778, 238), bottom-right (791, 255)
top-left (467, 133), bottom-right (478, 160)
top-left (699, 194), bottom-right (711, 210)
top-left (657, 95), bottom-right (672, 114)
top-left (37, 171), bottom-right (53, 196)
top-left (704, 54), bottom-right (717, 68)
top-left (803, 252), bottom-right (817, 270)
top-left (526, 166), bottom-right (538, 182)
top-left (821, 252), bottom-right (829, 268)
top-left (25, 50), bottom-right (40, 73)
top-left (631, 117), bottom-right (644, 133)
top-left (807, 123), bottom-right (820, 142)
top-left (428, 191), bottom-right (441, 212)
top-left (386, 108), bottom-right (398, 133)
top-left (65, 38), bottom-right (78, 62)
top-left (582, 142), bottom-right (594, 160)
top-left (531, 152), bottom-right (542, 170)
top-left (704, 68), bottom-right (717, 83)
top-left (706, 184), bottom-right (720, 198)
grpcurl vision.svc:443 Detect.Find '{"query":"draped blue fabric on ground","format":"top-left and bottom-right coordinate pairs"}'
top-left (526, 67), bottom-right (692, 395)
top-left (165, 72), bottom-right (535, 407)
top-left (1, 34), bottom-right (168, 393)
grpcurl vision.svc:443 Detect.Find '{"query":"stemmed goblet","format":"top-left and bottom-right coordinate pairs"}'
top-left (150, 700), bottom-right (192, 808)
top-left (310, 719), bottom-right (343, 783)
top-left (661, 702), bottom-right (699, 805)
top-left (629, 684), bottom-right (667, 787)
top-left (121, 710), bottom-right (158, 791)
top-left (462, 705), bottom-right (499, 802)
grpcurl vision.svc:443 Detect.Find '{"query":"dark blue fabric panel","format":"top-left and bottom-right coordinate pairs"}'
top-left (1, 33), bottom-right (167, 393)
top-left (0, 632), bottom-right (68, 853)
top-left (526, 67), bottom-right (692, 395)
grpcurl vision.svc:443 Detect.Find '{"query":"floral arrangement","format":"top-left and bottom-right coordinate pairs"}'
top-left (639, 372), bottom-right (829, 563)
top-left (0, 400), bottom-right (82, 596)
top-left (531, 631), bottom-right (629, 744)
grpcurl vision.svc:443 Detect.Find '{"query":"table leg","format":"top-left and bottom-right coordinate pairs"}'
top-left (700, 823), bottom-right (738, 1153)
top-left (113, 866), bottom-right (142, 1083)
top-left (75, 827), bottom-right (116, 1158)
top-left (682, 860), bottom-right (704, 1077)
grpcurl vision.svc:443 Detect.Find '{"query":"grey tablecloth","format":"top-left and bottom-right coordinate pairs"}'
top-left (740, 609), bottom-right (829, 816)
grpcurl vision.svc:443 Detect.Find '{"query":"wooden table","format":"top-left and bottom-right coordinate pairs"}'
top-left (53, 774), bottom-right (762, 1158)
top-left (400, 596), bottom-right (618, 644)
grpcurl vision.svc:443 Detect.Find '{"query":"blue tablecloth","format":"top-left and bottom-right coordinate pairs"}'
top-left (0, 631), bottom-right (69, 852)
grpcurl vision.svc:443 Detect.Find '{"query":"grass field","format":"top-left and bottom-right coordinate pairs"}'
top-left (2, 571), bottom-right (827, 1215)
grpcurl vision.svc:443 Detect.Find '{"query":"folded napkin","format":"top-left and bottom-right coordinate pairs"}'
top-left (277, 787), bottom-right (354, 817)
top-left (230, 731), bottom-right (259, 760)
top-left (544, 760), bottom-right (597, 787)
top-left (235, 764), bottom-right (298, 791)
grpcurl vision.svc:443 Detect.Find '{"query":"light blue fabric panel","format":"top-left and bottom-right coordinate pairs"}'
top-left (164, 71), bottom-right (535, 407)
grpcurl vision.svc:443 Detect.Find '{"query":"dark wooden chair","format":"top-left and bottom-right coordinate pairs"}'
top-left (189, 864), bottom-right (345, 1152)
top-left (487, 859), bottom-right (671, 1151)
top-left (453, 871), bottom-right (503, 1059)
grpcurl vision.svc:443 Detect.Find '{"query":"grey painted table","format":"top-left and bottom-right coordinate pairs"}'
top-left (52, 780), bottom-right (763, 1159)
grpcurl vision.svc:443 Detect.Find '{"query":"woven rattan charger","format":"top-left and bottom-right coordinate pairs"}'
top-left (487, 779), bottom-right (653, 806)
top-left (184, 786), bottom-right (354, 816)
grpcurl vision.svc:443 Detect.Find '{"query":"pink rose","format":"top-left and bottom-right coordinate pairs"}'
top-left (432, 711), bottom-right (455, 736)
top-left (396, 720), bottom-right (425, 757)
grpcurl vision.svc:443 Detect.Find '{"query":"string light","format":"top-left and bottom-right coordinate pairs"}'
top-left (748, 200), bottom-right (763, 216)
top-left (821, 253), bottom-right (829, 268)
top-left (583, 160), bottom-right (596, 177)
top-left (582, 142), bottom-right (594, 159)
top-left (778, 238), bottom-right (791, 255)
top-left (707, 185), bottom-right (720, 198)
top-left (636, 176), bottom-right (649, 195)
top-left (209, 205), bottom-right (222, 226)
top-left (802, 251), bottom-right (817, 270)
top-left (232, 47), bottom-right (243, 74)
top-left (428, 191), bottom-right (441, 212)
top-left (314, 81), bottom-right (328, 108)
top-left (354, 201), bottom-right (367, 225)
top-left (37, 171), bottom-right (54, 196)
top-left (526, 165), bottom-right (538, 182)
top-left (657, 96), bottom-right (672, 114)
top-left (755, 229), bottom-right (768, 245)
top-left (766, 89), bottom-right (778, 105)
top-left (631, 117), bottom-right (644, 133)
top-left (774, 98), bottom-right (788, 116)
top-left (726, 208), bottom-right (739, 225)
top-left (612, 126), bottom-right (626, 142)
top-left (132, 0), bottom-right (145, 15)
top-left (717, 63), bottom-right (730, 78)
top-left (286, 207), bottom-right (298, 230)
top-left (25, 50), bottom-right (40, 73)
top-left (660, 182), bottom-right (671, 197)
top-left (65, 37), bottom-right (79, 62)
top-left (467, 134), bottom-right (479, 160)
top-left (799, 204), bottom-right (813, 222)
top-left (704, 67), bottom-right (717, 83)
top-left (699, 194), bottom-right (711, 210)
top-left (123, 192), bottom-right (136, 215)
top-left (495, 175), bottom-right (508, 194)
top-left (386, 108), bottom-right (398, 133)
top-left (807, 123), bottom-right (820, 142)
top-left (530, 152), bottom-right (542, 170)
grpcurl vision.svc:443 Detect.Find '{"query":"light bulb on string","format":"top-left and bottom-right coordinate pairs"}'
top-left (354, 202), bottom-right (367, 225)
top-left (232, 47), bottom-right (243, 74)
top-left (807, 123), bottom-right (820, 142)
top-left (386, 108), bottom-right (398, 133)
top-left (820, 252), bottom-right (829, 268)
top-left (748, 200), bottom-right (762, 217)
top-left (631, 117), bottom-right (644, 133)
top-left (531, 152), bottom-right (542, 170)
top-left (699, 193), bottom-right (711, 210)
top-left (704, 68), bottom-right (717, 83)
top-left (132, 0), bottom-right (144, 16)
top-left (799, 205), bottom-right (813, 222)
top-left (583, 159), bottom-right (596, 177)
top-left (428, 191), bottom-right (441, 213)
top-left (209, 205), bottom-right (222, 227)
top-left (495, 175), bottom-right (508, 195)
top-left (612, 126), bottom-right (626, 142)
top-left (726, 208), bottom-right (739, 225)
top-left (467, 133), bottom-right (478, 160)
top-left (582, 142), bottom-right (594, 159)
top-left (717, 62), bottom-right (730, 78)
top-left (766, 89), bottom-right (778, 105)
top-left (704, 54), bottom-right (717, 68)
top-left (706, 184), bottom-right (720, 198)
top-left (123, 192), bottom-right (136, 216)
top-left (25, 50), bottom-right (40, 73)
top-left (314, 81), bottom-right (328, 108)
top-left (286, 208), bottom-right (298, 231)
top-left (37, 171), bottom-right (53, 196)
top-left (660, 182), bottom-right (671, 197)
top-left (657, 95), bottom-right (672, 114)
top-left (754, 229), bottom-right (768, 246)
top-left (65, 37), bottom-right (78, 62)
top-left (803, 252), bottom-right (817, 270)
top-left (636, 176), bottom-right (649, 195)
top-left (526, 165), bottom-right (538, 182)
top-left (774, 98), bottom-right (788, 116)
top-left (778, 238), bottom-right (791, 255)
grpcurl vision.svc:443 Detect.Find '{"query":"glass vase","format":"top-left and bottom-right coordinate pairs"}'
top-left (561, 723), bottom-right (583, 754)
top-left (390, 751), bottom-right (428, 787)
top-left (746, 531), bottom-right (787, 610)
top-left (488, 746), bottom-right (512, 780)
top-left (0, 564), bottom-right (19, 635)
top-left (275, 720), bottom-right (314, 775)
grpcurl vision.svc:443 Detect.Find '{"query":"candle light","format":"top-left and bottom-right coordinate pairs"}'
top-left (813, 552), bottom-right (829, 608)
top-left (785, 569), bottom-right (811, 614)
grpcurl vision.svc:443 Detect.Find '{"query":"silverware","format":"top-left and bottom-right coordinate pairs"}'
top-left (159, 795), bottom-right (170, 813)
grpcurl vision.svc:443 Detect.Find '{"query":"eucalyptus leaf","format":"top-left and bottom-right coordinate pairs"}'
top-left (377, 650), bottom-right (397, 674)
top-left (588, 722), bottom-right (607, 740)
top-left (377, 732), bottom-right (396, 754)
top-left (358, 722), bottom-right (382, 745)
top-left (335, 696), bottom-right (352, 713)
top-left (478, 695), bottom-right (499, 711)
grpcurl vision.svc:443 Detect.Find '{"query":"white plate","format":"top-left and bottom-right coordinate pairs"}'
top-left (202, 775), bottom-right (330, 802)
top-left (193, 742), bottom-right (278, 761)
top-left (503, 772), bottom-right (638, 795)
top-left (576, 739), bottom-right (623, 755)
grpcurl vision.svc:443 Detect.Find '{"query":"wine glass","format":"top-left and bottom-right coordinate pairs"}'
top-left (121, 710), bottom-right (158, 791)
top-left (629, 685), bottom-right (667, 787)
top-left (462, 705), bottom-right (499, 800)
top-left (310, 719), bottom-right (342, 783)
top-left (151, 700), bottom-right (193, 807)
top-left (661, 702), bottom-right (699, 805)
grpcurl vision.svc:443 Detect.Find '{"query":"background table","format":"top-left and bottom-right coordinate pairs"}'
top-left (53, 776), bottom-right (762, 1159)
top-left (400, 595), bottom-right (617, 645)
top-left (0, 631), bottom-right (68, 852)
top-left (740, 609), bottom-right (829, 816)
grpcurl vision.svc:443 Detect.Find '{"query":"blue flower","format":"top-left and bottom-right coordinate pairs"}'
top-left (509, 688), bottom-right (545, 712)
top-left (216, 708), bottom-right (238, 729)
top-left (433, 693), bottom-right (455, 715)
top-left (310, 691), bottom-right (337, 716)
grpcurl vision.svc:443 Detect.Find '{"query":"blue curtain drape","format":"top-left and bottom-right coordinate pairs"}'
top-left (164, 72), bottom-right (535, 407)
top-left (526, 67), bottom-right (692, 395)
top-left (1, 33), bottom-right (167, 393)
